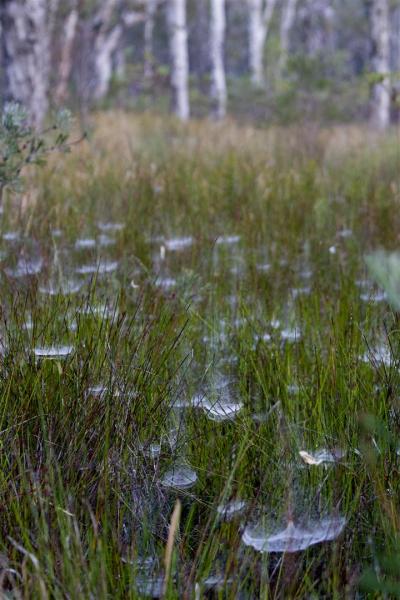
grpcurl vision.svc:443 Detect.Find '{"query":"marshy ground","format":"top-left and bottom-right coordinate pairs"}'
top-left (0, 114), bottom-right (400, 598)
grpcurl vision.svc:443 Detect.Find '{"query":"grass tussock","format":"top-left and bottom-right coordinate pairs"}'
top-left (0, 114), bottom-right (399, 597)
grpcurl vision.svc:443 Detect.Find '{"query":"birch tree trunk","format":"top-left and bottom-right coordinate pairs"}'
top-left (144, 0), bottom-right (158, 79)
top-left (371, 0), bottom-right (391, 129)
top-left (210, 0), bottom-right (227, 119)
top-left (279, 0), bottom-right (298, 73)
top-left (0, 0), bottom-right (52, 128)
top-left (76, 2), bottom-right (143, 106)
top-left (248, 0), bottom-right (277, 87)
top-left (90, 0), bottom-right (121, 101)
top-left (167, 0), bottom-right (190, 121)
top-left (55, 1), bottom-right (79, 104)
top-left (92, 25), bottom-right (123, 100)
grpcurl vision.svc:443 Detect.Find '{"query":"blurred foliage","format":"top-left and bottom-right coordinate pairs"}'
top-left (0, 104), bottom-right (73, 199)
top-left (366, 251), bottom-right (400, 312)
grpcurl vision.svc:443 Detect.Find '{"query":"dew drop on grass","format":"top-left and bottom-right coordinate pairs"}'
top-left (86, 385), bottom-right (108, 399)
top-left (161, 465), bottom-right (198, 490)
top-left (281, 327), bottom-right (302, 342)
top-left (3, 231), bottom-right (20, 242)
top-left (75, 259), bottom-right (118, 275)
top-left (164, 236), bottom-right (193, 251)
top-left (216, 235), bottom-right (241, 246)
top-left (78, 303), bottom-right (118, 320)
top-left (155, 277), bottom-right (176, 290)
top-left (337, 228), bottom-right (353, 239)
top-left (5, 256), bottom-right (43, 278)
top-left (114, 388), bottom-right (139, 401)
top-left (360, 290), bottom-right (387, 303)
top-left (97, 221), bottom-right (124, 233)
top-left (217, 499), bottom-right (247, 520)
top-left (242, 516), bottom-right (346, 553)
top-left (254, 332), bottom-right (271, 344)
top-left (33, 345), bottom-right (74, 360)
top-left (299, 448), bottom-right (345, 466)
top-left (39, 279), bottom-right (83, 296)
top-left (199, 398), bottom-right (243, 422)
top-left (75, 238), bottom-right (96, 250)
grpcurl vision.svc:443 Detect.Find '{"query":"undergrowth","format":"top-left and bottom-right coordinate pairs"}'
top-left (0, 115), bottom-right (399, 598)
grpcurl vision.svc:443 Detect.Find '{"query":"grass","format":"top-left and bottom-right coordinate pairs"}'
top-left (0, 113), bottom-right (399, 597)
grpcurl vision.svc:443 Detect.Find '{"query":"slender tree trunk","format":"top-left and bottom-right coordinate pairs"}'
top-left (279, 0), bottom-right (298, 73)
top-left (144, 0), bottom-right (158, 79)
top-left (55, 2), bottom-right (79, 104)
top-left (90, 0), bottom-right (121, 101)
top-left (92, 25), bottom-right (123, 100)
top-left (371, 0), bottom-right (391, 129)
top-left (248, 0), bottom-right (277, 87)
top-left (167, 0), bottom-right (190, 121)
top-left (210, 0), bottom-right (227, 119)
top-left (0, 0), bottom-right (52, 128)
top-left (249, 0), bottom-right (266, 87)
top-left (75, 2), bottom-right (143, 108)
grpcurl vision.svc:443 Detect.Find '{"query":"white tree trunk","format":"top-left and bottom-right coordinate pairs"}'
top-left (55, 2), bottom-right (79, 104)
top-left (0, 0), bottom-right (52, 128)
top-left (92, 25), bottom-right (123, 100)
top-left (210, 0), bottom-right (227, 119)
top-left (81, 1), bottom-right (143, 104)
top-left (371, 0), bottom-right (391, 130)
top-left (144, 0), bottom-right (158, 79)
top-left (279, 0), bottom-right (298, 72)
top-left (167, 0), bottom-right (190, 121)
top-left (248, 0), bottom-right (277, 87)
top-left (89, 0), bottom-right (121, 101)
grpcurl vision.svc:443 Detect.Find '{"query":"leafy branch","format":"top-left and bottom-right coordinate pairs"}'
top-left (0, 103), bottom-right (82, 202)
